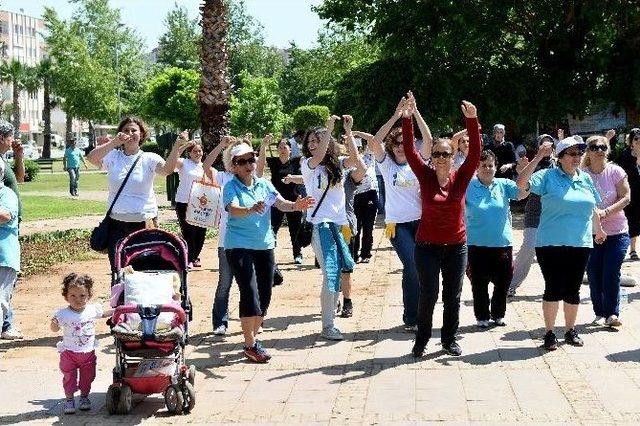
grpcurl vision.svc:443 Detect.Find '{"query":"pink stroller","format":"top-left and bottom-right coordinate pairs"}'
top-left (106, 228), bottom-right (195, 415)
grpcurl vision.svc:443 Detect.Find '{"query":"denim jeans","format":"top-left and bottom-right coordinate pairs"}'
top-left (389, 220), bottom-right (420, 326)
top-left (587, 233), bottom-right (630, 317)
top-left (414, 243), bottom-right (467, 345)
top-left (67, 167), bottom-right (80, 195)
top-left (212, 247), bottom-right (233, 328)
top-left (509, 227), bottom-right (537, 293)
top-left (0, 267), bottom-right (17, 333)
top-left (376, 175), bottom-right (385, 214)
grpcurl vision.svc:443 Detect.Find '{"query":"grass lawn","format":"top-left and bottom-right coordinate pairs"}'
top-left (19, 172), bottom-right (168, 195)
top-left (21, 195), bottom-right (107, 221)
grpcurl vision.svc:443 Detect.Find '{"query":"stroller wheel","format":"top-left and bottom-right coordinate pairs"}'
top-left (116, 385), bottom-right (133, 414)
top-left (105, 384), bottom-right (120, 415)
top-left (182, 382), bottom-right (196, 413)
top-left (188, 365), bottom-right (196, 386)
top-left (165, 384), bottom-right (184, 414)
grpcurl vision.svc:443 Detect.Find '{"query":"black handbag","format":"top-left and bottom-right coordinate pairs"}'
top-left (90, 154), bottom-right (142, 253)
top-left (296, 183), bottom-right (331, 248)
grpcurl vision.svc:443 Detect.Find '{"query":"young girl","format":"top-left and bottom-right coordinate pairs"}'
top-left (50, 273), bottom-right (111, 414)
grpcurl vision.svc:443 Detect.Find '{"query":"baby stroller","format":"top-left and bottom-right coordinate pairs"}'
top-left (106, 228), bottom-right (195, 415)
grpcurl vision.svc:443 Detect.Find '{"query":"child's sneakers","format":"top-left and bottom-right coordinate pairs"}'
top-left (78, 396), bottom-right (91, 411)
top-left (63, 399), bottom-right (76, 414)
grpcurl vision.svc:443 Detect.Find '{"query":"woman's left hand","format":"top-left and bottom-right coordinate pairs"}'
top-left (294, 195), bottom-right (315, 211)
top-left (461, 100), bottom-right (477, 118)
top-left (594, 229), bottom-right (607, 244)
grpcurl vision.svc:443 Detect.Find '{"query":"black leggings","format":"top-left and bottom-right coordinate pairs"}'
top-left (107, 218), bottom-right (148, 272)
top-left (536, 246), bottom-right (591, 304)
top-left (353, 189), bottom-right (378, 259)
top-left (468, 246), bottom-right (512, 321)
top-left (271, 208), bottom-right (303, 257)
top-left (175, 202), bottom-right (207, 263)
top-left (225, 248), bottom-right (275, 317)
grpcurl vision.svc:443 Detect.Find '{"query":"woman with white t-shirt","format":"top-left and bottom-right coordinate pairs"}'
top-left (301, 114), bottom-right (365, 341)
top-left (353, 94), bottom-right (430, 330)
top-left (88, 116), bottom-right (188, 270)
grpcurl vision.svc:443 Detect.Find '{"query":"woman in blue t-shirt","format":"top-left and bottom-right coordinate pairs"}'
top-left (517, 137), bottom-right (606, 351)
top-left (223, 143), bottom-right (314, 363)
top-left (465, 150), bottom-right (528, 328)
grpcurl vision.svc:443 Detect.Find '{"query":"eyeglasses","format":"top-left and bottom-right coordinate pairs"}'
top-left (633, 136), bottom-right (640, 141)
top-left (563, 150), bottom-right (585, 157)
top-left (233, 157), bottom-right (256, 166)
top-left (432, 151), bottom-right (452, 159)
top-left (588, 145), bottom-right (608, 152)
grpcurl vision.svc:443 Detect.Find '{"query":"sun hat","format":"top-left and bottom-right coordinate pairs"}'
top-left (555, 136), bottom-right (586, 156)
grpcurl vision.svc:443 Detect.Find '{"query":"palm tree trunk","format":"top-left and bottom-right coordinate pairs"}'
top-left (42, 79), bottom-right (52, 159)
top-left (199, 0), bottom-right (230, 159)
top-left (65, 113), bottom-right (73, 146)
top-left (12, 77), bottom-right (20, 138)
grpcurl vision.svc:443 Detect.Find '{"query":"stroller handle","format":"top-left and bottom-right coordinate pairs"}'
top-left (112, 303), bottom-right (187, 324)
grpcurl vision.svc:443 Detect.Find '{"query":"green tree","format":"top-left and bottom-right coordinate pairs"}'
top-left (0, 59), bottom-right (27, 136)
top-left (141, 67), bottom-right (200, 131)
top-left (230, 71), bottom-right (288, 136)
top-left (157, 3), bottom-right (200, 70)
top-left (292, 105), bottom-right (330, 131)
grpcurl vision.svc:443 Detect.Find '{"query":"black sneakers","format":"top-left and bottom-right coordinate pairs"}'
top-left (544, 330), bottom-right (558, 351)
top-left (443, 341), bottom-right (462, 356)
top-left (341, 299), bottom-right (353, 318)
top-left (412, 338), bottom-right (427, 357)
top-left (564, 328), bottom-right (584, 346)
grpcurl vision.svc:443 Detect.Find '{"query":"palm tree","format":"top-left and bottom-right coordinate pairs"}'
top-left (0, 59), bottom-right (27, 137)
top-left (37, 58), bottom-right (55, 159)
top-left (198, 0), bottom-right (231, 154)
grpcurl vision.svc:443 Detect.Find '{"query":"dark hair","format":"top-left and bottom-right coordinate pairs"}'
top-left (61, 273), bottom-right (94, 298)
top-left (480, 150), bottom-right (496, 162)
top-left (627, 128), bottom-right (640, 146)
top-left (278, 138), bottom-right (292, 148)
top-left (117, 116), bottom-right (149, 145)
top-left (383, 127), bottom-right (404, 163)
top-left (293, 130), bottom-right (305, 138)
top-left (301, 127), bottom-right (342, 186)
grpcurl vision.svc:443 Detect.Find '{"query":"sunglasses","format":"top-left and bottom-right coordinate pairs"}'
top-left (233, 156), bottom-right (256, 166)
top-left (432, 151), bottom-right (452, 159)
top-left (588, 145), bottom-right (608, 152)
top-left (633, 136), bottom-right (640, 141)
top-left (563, 150), bottom-right (585, 157)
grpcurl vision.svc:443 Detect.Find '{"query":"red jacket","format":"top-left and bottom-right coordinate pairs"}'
top-left (402, 116), bottom-right (481, 244)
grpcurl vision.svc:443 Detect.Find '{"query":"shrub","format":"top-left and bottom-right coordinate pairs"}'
top-left (292, 105), bottom-right (330, 132)
top-left (21, 159), bottom-right (40, 182)
top-left (141, 141), bottom-right (165, 157)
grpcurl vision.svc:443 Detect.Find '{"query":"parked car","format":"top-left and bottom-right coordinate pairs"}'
top-left (5, 141), bottom-right (40, 160)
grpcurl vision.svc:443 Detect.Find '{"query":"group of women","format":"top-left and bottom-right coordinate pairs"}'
top-left (89, 97), bottom-right (638, 362)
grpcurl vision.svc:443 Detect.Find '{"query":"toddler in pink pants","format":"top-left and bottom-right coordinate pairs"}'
top-left (50, 273), bottom-right (111, 414)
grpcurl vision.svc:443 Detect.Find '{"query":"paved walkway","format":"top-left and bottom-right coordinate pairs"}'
top-left (2, 224), bottom-right (640, 424)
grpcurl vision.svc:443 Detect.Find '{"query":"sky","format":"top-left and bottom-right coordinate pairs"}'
top-left (1, 0), bottom-right (325, 49)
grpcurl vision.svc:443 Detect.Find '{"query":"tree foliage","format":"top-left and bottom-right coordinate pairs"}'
top-left (230, 71), bottom-right (288, 136)
top-left (292, 105), bottom-right (330, 132)
top-left (141, 67), bottom-right (200, 131)
top-left (316, 0), bottom-right (640, 135)
top-left (157, 3), bottom-right (201, 70)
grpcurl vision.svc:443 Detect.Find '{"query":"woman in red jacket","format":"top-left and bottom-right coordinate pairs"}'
top-left (402, 99), bottom-right (481, 357)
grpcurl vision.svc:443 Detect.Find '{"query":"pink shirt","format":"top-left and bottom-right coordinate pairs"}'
top-left (584, 163), bottom-right (628, 235)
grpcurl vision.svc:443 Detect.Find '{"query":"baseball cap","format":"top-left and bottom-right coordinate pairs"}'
top-left (555, 136), bottom-right (586, 156)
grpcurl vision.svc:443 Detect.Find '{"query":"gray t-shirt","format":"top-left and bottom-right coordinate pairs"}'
top-left (344, 171), bottom-right (359, 234)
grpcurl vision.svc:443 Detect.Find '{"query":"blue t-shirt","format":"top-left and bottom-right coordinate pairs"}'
top-left (64, 147), bottom-right (83, 169)
top-left (0, 186), bottom-right (20, 271)
top-left (529, 167), bottom-right (601, 248)
top-left (465, 177), bottom-right (519, 247)
top-left (223, 176), bottom-right (279, 250)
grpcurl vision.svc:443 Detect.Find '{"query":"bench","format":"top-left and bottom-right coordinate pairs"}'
top-left (35, 158), bottom-right (54, 173)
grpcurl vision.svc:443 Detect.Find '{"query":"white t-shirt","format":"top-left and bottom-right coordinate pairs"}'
top-left (53, 303), bottom-right (103, 353)
top-left (301, 157), bottom-right (348, 225)
top-left (213, 170), bottom-right (235, 248)
top-left (102, 150), bottom-right (165, 221)
top-left (354, 152), bottom-right (379, 195)
top-left (175, 159), bottom-right (204, 203)
top-left (377, 154), bottom-right (422, 223)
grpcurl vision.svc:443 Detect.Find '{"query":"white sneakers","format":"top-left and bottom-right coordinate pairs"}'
top-left (591, 316), bottom-right (606, 326)
top-left (321, 327), bottom-right (343, 341)
top-left (605, 315), bottom-right (622, 327)
top-left (1, 327), bottom-right (23, 340)
top-left (476, 320), bottom-right (490, 328)
top-left (212, 325), bottom-right (227, 336)
top-left (494, 318), bottom-right (506, 326)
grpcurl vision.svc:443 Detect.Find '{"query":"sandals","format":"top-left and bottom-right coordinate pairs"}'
top-left (630, 251), bottom-right (639, 261)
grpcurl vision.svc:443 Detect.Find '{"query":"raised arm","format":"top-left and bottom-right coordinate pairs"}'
top-left (455, 101), bottom-right (482, 183)
top-left (516, 142), bottom-right (553, 191)
top-left (407, 91), bottom-right (433, 160)
top-left (341, 115), bottom-right (367, 182)
top-left (308, 115), bottom-right (339, 169)
top-left (159, 131), bottom-right (192, 176)
top-left (256, 133), bottom-right (272, 178)
top-left (450, 129), bottom-right (467, 155)
top-left (371, 98), bottom-right (406, 162)
top-left (401, 107), bottom-right (427, 174)
top-left (11, 140), bottom-right (24, 182)
top-left (86, 134), bottom-right (126, 167)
